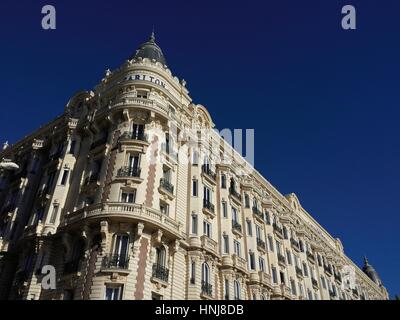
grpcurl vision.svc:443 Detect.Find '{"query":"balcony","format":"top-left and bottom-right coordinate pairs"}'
top-left (200, 235), bottom-right (218, 256)
top-left (63, 202), bottom-right (182, 240)
top-left (329, 290), bottom-right (337, 299)
top-left (295, 266), bottom-right (303, 278)
top-left (159, 178), bottom-right (174, 199)
top-left (352, 288), bottom-right (359, 297)
top-left (256, 238), bottom-right (266, 252)
top-left (90, 136), bottom-right (108, 151)
top-left (311, 277), bottom-right (319, 289)
top-left (201, 281), bottom-right (213, 298)
top-left (232, 220), bottom-right (242, 236)
top-left (252, 207), bottom-right (264, 222)
top-left (201, 165), bottom-right (216, 184)
top-left (116, 166), bottom-right (142, 184)
top-left (277, 253), bottom-right (286, 266)
top-left (258, 271), bottom-right (272, 288)
top-left (101, 254), bottom-right (130, 272)
top-left (202, 199), bottom-right (215, 218)
top-left (290, 238), bottom-right (300, 252)
top-left (229, 187), bottom-right (241, 204)
top-left (232, 254), bottom-right (247, 273)
top-left (306, 251), bottom-right (315, 264)
top-left (152, 263), bottom-right (169, 285)
top-left (334, 273), bottom-right (342, 284)
top-left (119, 131), bottom-right (149, 152)
top-left (273, 223), bottom-right (284, 239)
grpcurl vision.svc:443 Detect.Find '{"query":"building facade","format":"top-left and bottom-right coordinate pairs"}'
top-left (0, 33), bottom-right (388, 300)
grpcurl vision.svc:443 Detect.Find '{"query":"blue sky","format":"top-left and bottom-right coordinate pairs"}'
top-left (0, 0), bottom-right (399, 297)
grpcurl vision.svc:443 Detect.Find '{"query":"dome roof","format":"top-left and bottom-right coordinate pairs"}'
top-left (131, 32), bottom-right (167, 66)
top-left (362, 257), bottom-right (382, 285)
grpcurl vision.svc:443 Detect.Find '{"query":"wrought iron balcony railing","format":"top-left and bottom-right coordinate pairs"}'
top-left (232, 220), bottom-right (242, 233)
top-left (252, 207), bottom-right (263, 219)
top-left (256, 238), bottom-right (266, 250)
top-left (201, 280), bottom-right (213, 297)
top-left (277, 253), bottom-right (286, 265)
top-left (290, 238), bottom-right (300, 251)
top-left (273, 223), bottom-right (284, 237)
top-left (201, 165), bottom-right (216, 181)
top-left (296, 266), bottom-right (303, 277)
top-left (203, 199), bottom-right (215, 213)
top-left (120, 131), bottom-right (147, 142)
top-left (229, 187), bottom-right (241, 201)
top-left (160, 178), bottom-right (174, 194)
top-left (102, 254), bottom-right (129, 269)
top-left (152, 263), bottom-right (169, 283)
top-left (117, 166), bottom-right (141, 178)
top-left (311, 277), bottom-right (318, 288)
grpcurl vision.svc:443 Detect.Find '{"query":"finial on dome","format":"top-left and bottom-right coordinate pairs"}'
top-left (364, 256), bottom-right (369, 265)
top-left (150, 26), bottom-right (155, 42)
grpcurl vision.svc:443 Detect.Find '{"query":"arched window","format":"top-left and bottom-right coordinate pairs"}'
top-left (201, 262), bottom-right (210, 284)
top-left (234, 280), bottom-right (241, 300)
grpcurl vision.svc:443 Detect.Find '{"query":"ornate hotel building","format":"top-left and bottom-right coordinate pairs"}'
top-left (0, 33), bottom-right (388, 300)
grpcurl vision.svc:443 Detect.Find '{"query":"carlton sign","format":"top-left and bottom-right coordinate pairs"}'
top-left (125, 73), bottom-right (167, 90)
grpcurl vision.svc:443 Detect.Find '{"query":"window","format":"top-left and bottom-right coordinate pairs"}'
top-left (160, 201), bottom-right (169, 215)
top-left (113, 234), bottom-right (129, 266)
top-left (264, 211), bottom-right (270, 225)
top-left (303, 262), bottom-right (308, 277)
top-left (286, 249), bottom-right (292, 265)
top-left (201, 263), bottom-right (210, 284)
top-left (190, 261), bottom-right (196, 284)
top-left (224, 279), bottom-right (229, 300)
top-left (248, 251), bottom-right (255, 270)
top-left (46, 171), bottom-right (56, 191)
top-left (234, 240), bottom-right (241, 257)
top-left (244, 194), bottom-right (250, 208)
top-left (321, 276), bottom-right (327, 289)
top-left (271, 266), bottom-right (278, 284)
top-left (317, 254), bottom-right (322, 267)
top-left (191, 214), bottom-right (198, 234)
top-left (69, 140), bottom-right (76, 154)
top-left (307, 289), bottom-right (313, 300)
top-left (259, 257), bottom-right (265, 272)
top-left (280, 271), bottom-right (285, 285)
top-left (105, 285), bottom-right (123, 300)
top-left (192, 150), bottom-right (199, 166)
top-left (121, 191), bottom-right (135, 203)
top-left (299, 240), bottom-right (304, 252)
top-left (234, 280), bottom-right (241, 300)
top-left (155, 246), bottom-right (166, 267)
top-left (256, 225), bottom-right (262, 240)
top-left (60, 170), bottom-right (69, 185)
top-left (246, 220), bottom-right (252, 236)
top-left (203, 220), bottom-right (211, 238)
top-left (276, 241), bottom-right (281, 255)
top-left (294, 255), bottom-right (299, 267)
top-left (283, 226), bottom-right (288, 239)
top-left (299, 283), bottom-right (304, 297)
top-left (223, 235), bottom-right (229, 254)
top-left (203, 186), bottom-right (212, 203)
top-left (268, 235), bottom-right (274, 251)
top-left (222, 202), bottom-right (227, 218)
top-left (128, 154), bottom-right (140, 171)
top-left (221, 174), bottom-right (226, 189)
top-left (232, 207), bottom-right (238, 222)
top-left (49, 204), bottom-right (59, 224)
top-left (291, 279), bottom-right (297, 295)
top-left (131, 123), bottom-right (144, 139)
top-left (192, 179), bottom-right (198, 196)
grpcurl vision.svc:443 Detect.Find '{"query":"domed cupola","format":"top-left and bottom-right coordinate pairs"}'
top-left (131, 32), bottom-right (167, 66)
top-left (362, 256), bottom-right (382, 286)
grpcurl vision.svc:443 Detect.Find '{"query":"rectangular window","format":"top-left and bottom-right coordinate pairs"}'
top-left (190, 262), bottom-right (196, 284)
top-left (160, 201), bottom-right (169, 215)
top-left (234, 240), bottom-right (241, 257)
top-left (303, 262), bottom-right (308, 277)
top-left (280, 271), bottom-right (285, 285)
top-left (247, 220), bottom-right (252, 236)
top-left (224, 279), bottom-right (229, 300)
top-left (105, 285), bottom-right (123, 300)
top-left (232, 207), bottom-right (238, 222)
top-left (249, 252), bottom-right (255, 270)
top-left (223, 235), bottom-right (229, 254)
top-left (60, 170), bottom-right (69, 185)
top-left (294, 255), bottom-right (299, 267)
top-left (268, 235), bottom-right (274, 252)
top-left (259, 257), bottom-right (265, 272)
top-left (192, 179), bottom-right (198, 197)
top-left (286, 249), bottom-right (292, 265)
top-left (221, 175), bottom-right (226, 189)
top-left (203, 186), bottom-right (211, 202)
top-left (299, 283), bottom-right (304, 297)
top-left (256, 225), bottom-right (262, 240)
top-left (49, 204), bottom-right (59, 224)
top-left (271, 267), bottom-right (278, 284)
top-left (222, 202), bottom-right (227, 218)
top-left (321, 276), bottom-right (327, 289)
top-left (203, 221), bottom-right (211, 238)
top-left (276, 241), bottom-right (281, 255)
top-left (291, 279), bottom-right (297, 295)
top-left (121, 191), bottom-right (135, 203)
top-left (69, 140), bottom-right (76, 154)
top-left (191, 215), bottom-right (198, 234)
